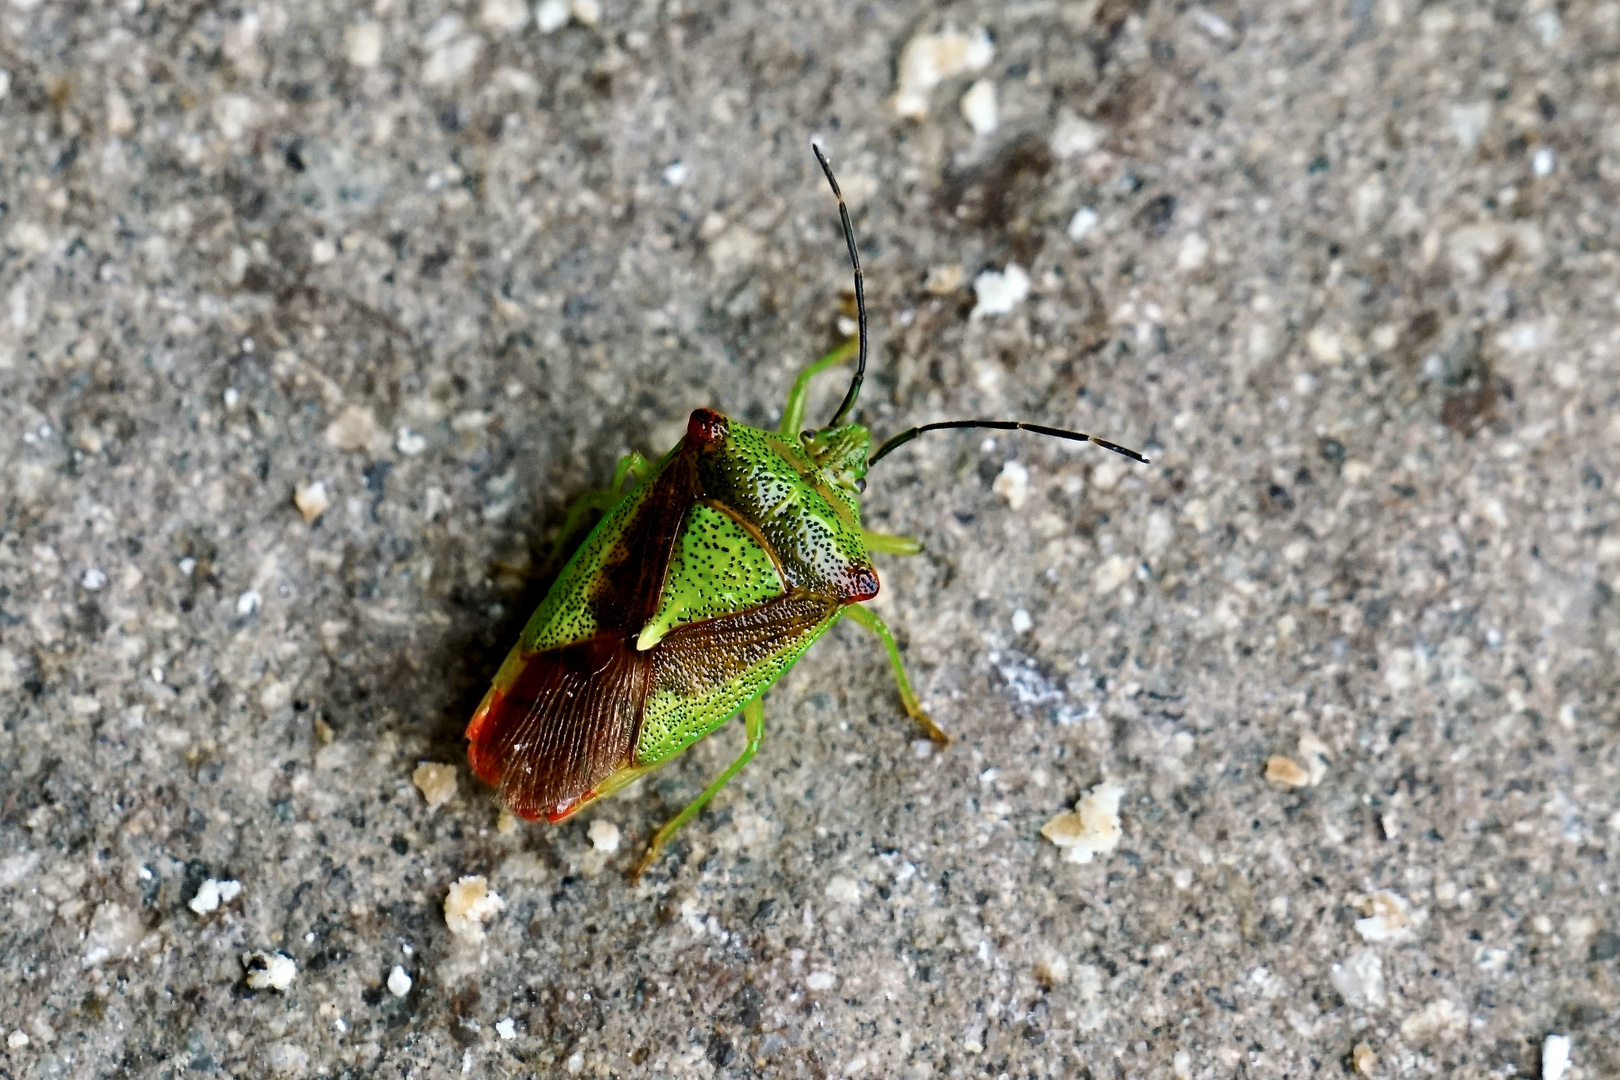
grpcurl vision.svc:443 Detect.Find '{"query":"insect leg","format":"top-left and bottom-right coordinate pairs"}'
top-left (778, 337), bottom-right (858, 438)
top-left (608, 450), bottom-right (655, 493)
top-left (546, 452), bottom-right (656, 567)
top-left (632, 697), bottom-right (766, 879)
top-left (861, 530), bottom-right (924, 556)
top-left (844, 604), bottom-right (950, 745)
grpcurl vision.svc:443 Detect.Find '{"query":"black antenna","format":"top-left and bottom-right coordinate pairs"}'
top-left (869, 420), bottom-right (1149, 467)
top-left (812, 142), bottom-right (866, 429)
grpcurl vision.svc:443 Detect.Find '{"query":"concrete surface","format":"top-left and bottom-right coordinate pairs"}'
top-left (2, 0), bottom-right (1617, 1077)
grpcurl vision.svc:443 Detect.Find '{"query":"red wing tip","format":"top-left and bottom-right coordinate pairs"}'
top-left (687, 408), bottom-right (729, 445)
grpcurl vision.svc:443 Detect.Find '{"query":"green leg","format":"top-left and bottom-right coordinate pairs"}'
top-left (547, 452), bottom-right (654, 566)
top-left (844, 604), bottom-right (949, 745)
top-left (633, 697), bottom-right (766, 879)
top-left (779, 338), bottom-right (859, 438)
top-left (862, 530), bottom-right (924, 556)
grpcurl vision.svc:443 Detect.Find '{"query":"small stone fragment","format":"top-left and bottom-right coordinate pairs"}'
top-left (387, 965), bottom-right (412, 997)
top-left (294, 481), bottom-right (330, 524)
top-left (1354, 891), bottom-right (1413, 943)
top-left (535, 0), bottom-right (568, 32)
top-left (479, 0), bottom-right (528, 32)
top-left (413, 762), bottom-right (458, 809)
top-left (6, 1031), bottom-right (28, 1050)
top-left (992, 460), bottom-right (1030, 510)
top-left (970, 263), bottom-right (1030, 320)
top-left (1034, 953), bottom-right (1069, 987)
top-left (1351, 1042), bottom-right (1376, 1075)
top-left (923, 264), bottom-right (964, 294)
top-left (188, 878), bottom-right (243, 915)
top-left (1040, 782), bottom-right (1125, 864)
top-left (960, 78), bottom-right (998, 135)
top-left (805, 970), bottom-right (836, 991)
top-left (444, 876), bottom-right (506, 941)
top-left (569, 0), bottom-right (600, 25)
top-left (496, 1017), bottom-right (517, 1041)
top-left (325, 404), bottom-right (381, 453)
top-left (395, 427), bottom-right (428, 455)
top-left (1265, 755), bottom-right (1310, 788)
top-left (1542, 1034), bottom-right (1571, 1080)
top-left (345, 22), bottom-right (382, 67)
top-left (243, 950), bottom-right (298, 991)
top-left (1329, 948), bottom-right (1385, 1007)
top-left (82, 903), bottom-right (145, 968)
top-left (587, 819), bottom-right (620, 854)
top-left (1067, 207), bottom-right (1099, 242)
top-left (894, 26), bottom-right (994, 119)
top-left (1051, 110), bottom-right (1107, 157)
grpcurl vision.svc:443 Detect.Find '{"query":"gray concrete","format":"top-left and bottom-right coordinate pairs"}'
top-left (2, 0), bottom-right (1617, 1077)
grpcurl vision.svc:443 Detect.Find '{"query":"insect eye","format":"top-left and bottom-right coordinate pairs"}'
top-left (854, 478), bottom-right (867, 494)
top-left (800, 430), bottom-right (817, 443)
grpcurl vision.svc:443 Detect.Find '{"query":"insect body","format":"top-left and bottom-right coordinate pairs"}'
top-left (466, 146), bottom-right (1146, 876)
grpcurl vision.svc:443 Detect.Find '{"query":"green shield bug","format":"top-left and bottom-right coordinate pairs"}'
top-left (466, 143), bottom-right (1149, 877)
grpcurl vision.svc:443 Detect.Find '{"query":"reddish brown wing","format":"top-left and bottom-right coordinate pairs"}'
top-left (465, 635), bottom-right (650, 821)
top-left (466, 436), bottom-right (703, 821)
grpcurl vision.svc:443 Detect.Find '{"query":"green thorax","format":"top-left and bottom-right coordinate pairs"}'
top-left (519, 408), bottom-right (877, 656)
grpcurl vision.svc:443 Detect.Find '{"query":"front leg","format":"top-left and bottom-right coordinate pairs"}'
top-left (547, 451), bottom-right (655, 565)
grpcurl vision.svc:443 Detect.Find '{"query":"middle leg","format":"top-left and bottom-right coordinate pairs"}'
top-left (844, 604), bottom-right (949, 745)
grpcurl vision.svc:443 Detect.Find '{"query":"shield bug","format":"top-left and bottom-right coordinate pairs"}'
top-left (466, 143), bottom-right (1148, 877)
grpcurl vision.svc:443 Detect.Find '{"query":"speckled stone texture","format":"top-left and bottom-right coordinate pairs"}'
top-left (2, 0), bottom-right (1618, 1077)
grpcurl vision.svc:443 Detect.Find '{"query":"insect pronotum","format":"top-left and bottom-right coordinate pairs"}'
top-left (465, 142), bottom-right (1149, 877)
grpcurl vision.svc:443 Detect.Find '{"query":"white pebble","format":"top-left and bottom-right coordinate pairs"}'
top-left (495, 1018), bottom-right (517, 1041)
top-left (1039, 781), bottom-right (1125, 865)
top-left (188, 878), bottom-right (243, 915)
top-left (823, 876), bottom-right (861, 905)
top-left (565, 1052), bottom-right (585, 1074)
top-left (1177, 232), bottom-right (1210, 272)
top-left (310, 239), bottom-right (336, 265)
top-left (805, 970), bottom-right (837, 991)
top-left (661, 160), bottom-right (688, 186)
top-left (992, 460), bottom-right (1030, 510)
top-left (1010, 608), bottom-right (1033, 634)
top-left (395, 427), bottom-right (428, 455)
top-left (345, 22), bottom-right (382, 67)
top-left (1050, 110), bottom-right (1106, 157)
top-left (387, 965), bottom-right (412, 997)
top-left (1067, 207), bottom-right (1099, 242)
top-left (444, 876), bottom-right (506, 941)
top-left (536, 0), bottom-right (569, 32)
top-left (81, 568), bottom-right (107, 591)
top-left (236, 590), bottom-right (261, 616)
top-left (1532, 146), bottom-right (1555, 178)
top-left (569, 0), bottom-right (600, 25)
top-left (243, 951), bottom-right (298, 992)
top-left (893, 26), bottom-right (994, 119)
top-left (7, 1031), bottom-right (29, 1050)
top-left (587, 819), bottom-right (621, 853)
top-left (959, 78), bottom-right (998, 135)
top-left (1542, 1034), bottom-right (1571, 1080)
top-left (294, 480), bottom-right (330, 524)
top-left (479, 0), bottom-right (529, 32)
top-left (970, 263), bottom-right (1030, 320)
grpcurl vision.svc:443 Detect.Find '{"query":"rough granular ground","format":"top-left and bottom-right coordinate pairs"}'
top-left (2, 1), bottom-right (1617, 1077)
